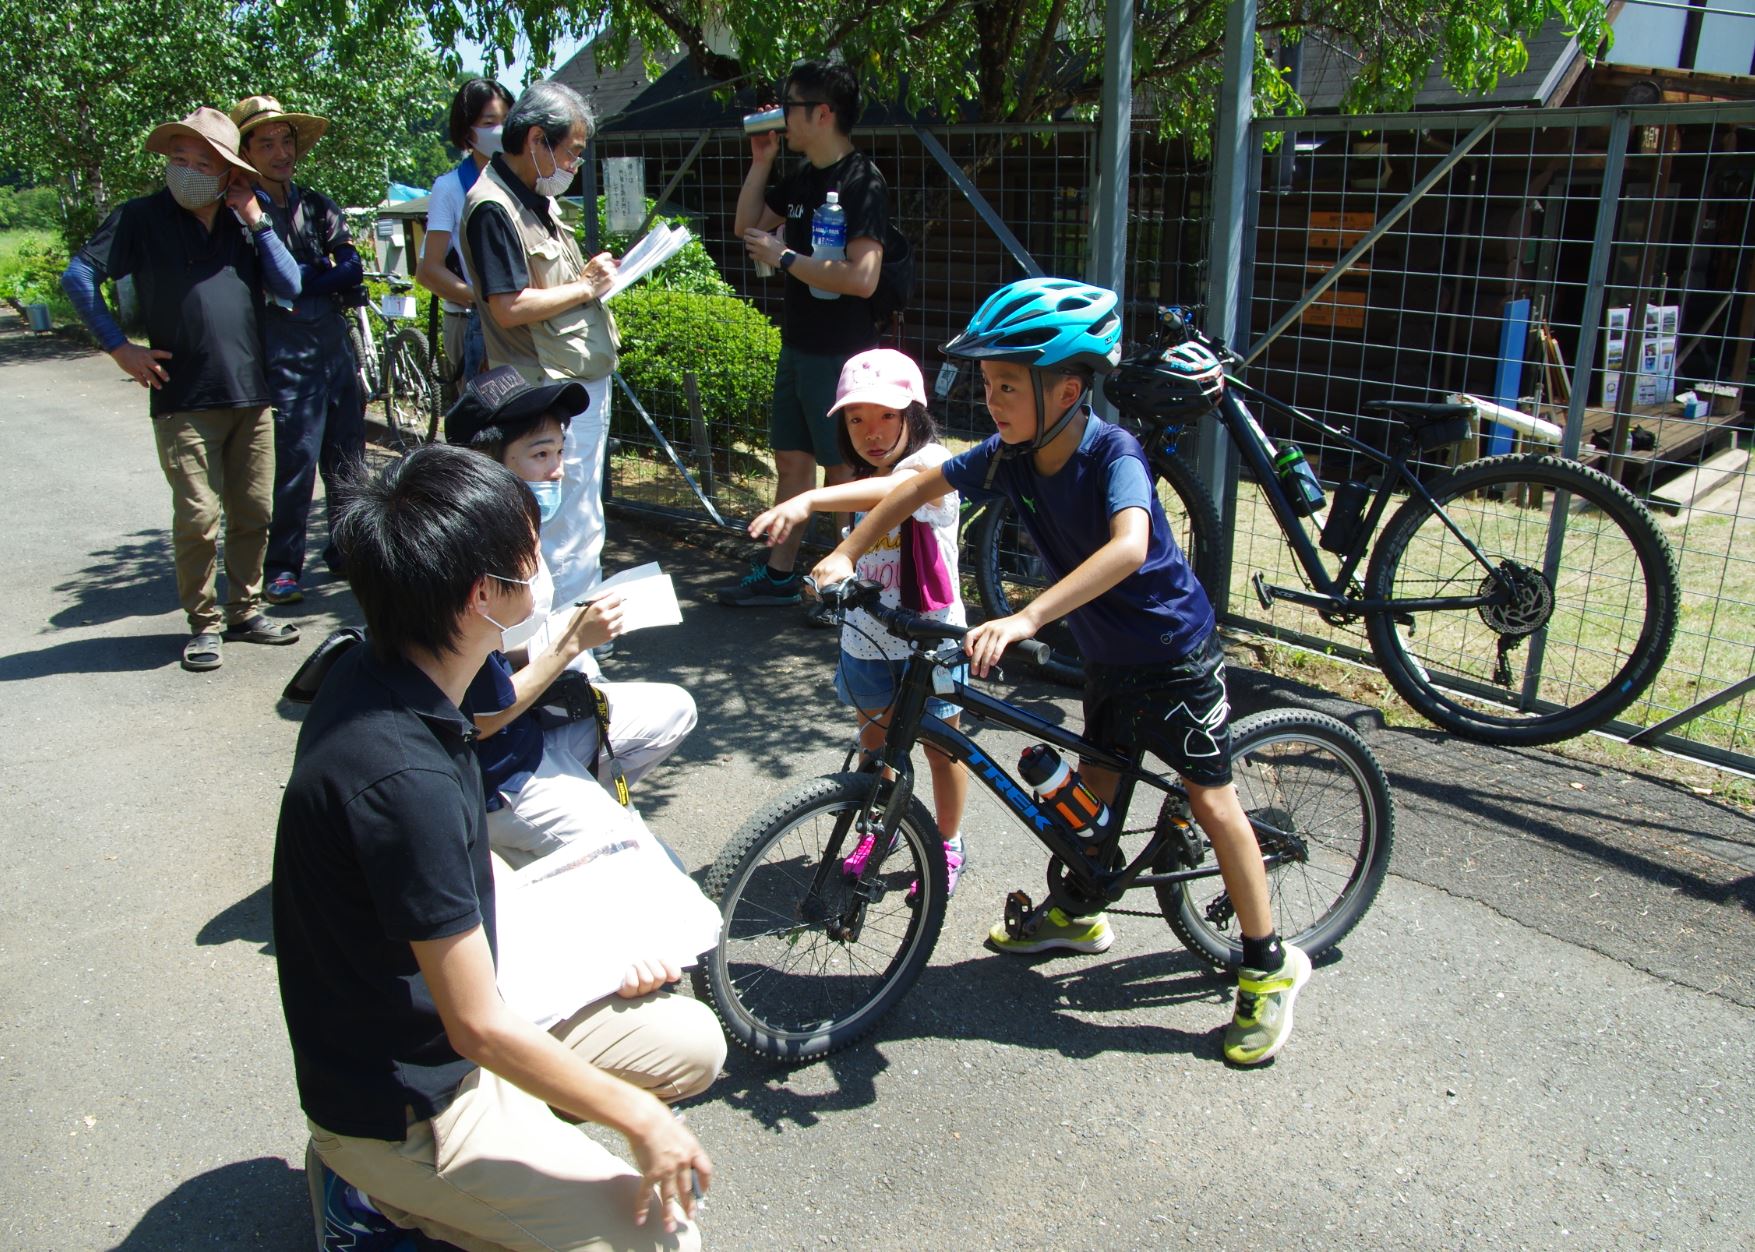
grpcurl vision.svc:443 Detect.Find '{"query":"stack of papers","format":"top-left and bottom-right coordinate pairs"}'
top-left (494, 808), bottom-right (722, 1027)
top-left (600, 223), bottom-right (693, 302)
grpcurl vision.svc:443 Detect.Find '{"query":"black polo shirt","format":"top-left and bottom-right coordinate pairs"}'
top-left (272, 645), bottom-right (498, 1140)
top-left (464, 154), bottom-right (564, 298)
top-left (75, 188), bottom-right (271, 418)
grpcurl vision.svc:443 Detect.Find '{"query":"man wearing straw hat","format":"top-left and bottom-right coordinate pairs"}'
top-left (231, 94), bottom-right (366, 608)
top-left (61, 107), bottom-right (304, 672)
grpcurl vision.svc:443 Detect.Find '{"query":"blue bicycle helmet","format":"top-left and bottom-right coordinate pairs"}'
top-left (942, 278), bottom-right (1123, 373)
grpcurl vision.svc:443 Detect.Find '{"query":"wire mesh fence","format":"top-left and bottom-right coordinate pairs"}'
top-left (585, 102), bottom-right (1755, 769)
top-left (1234, 103), bottom-right (1755, 767)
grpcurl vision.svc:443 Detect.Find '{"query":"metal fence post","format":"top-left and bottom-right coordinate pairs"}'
top-left (1200, 0), bottom-right (1258, 615)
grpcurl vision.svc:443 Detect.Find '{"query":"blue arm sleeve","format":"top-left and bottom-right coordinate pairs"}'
top-left (299, 242), bottom-right (364, 298)
top-left (60, 254), bottom-right (128, 353)
top-left (254, 224), bottom-right (302, 298)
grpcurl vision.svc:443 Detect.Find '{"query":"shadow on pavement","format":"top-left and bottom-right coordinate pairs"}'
top-left (198, 883), bottom-right (273, 953)
top-left (0, 632), bottom-right (171, 680)
top-left (702, 949), bottom-right (1232, 1130)
top-left (110, 1156), bottom-right (309, 1251)
top-left (50, 529), bottom-right (176, 627)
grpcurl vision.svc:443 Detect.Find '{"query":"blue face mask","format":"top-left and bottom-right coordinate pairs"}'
top-left (526, 478), bottom-right (563, 524)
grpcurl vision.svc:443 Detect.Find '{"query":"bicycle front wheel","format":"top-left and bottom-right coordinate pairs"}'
top-left (1364, 453), bottom-right (1680, 745)
top-left (346, 316), bottom-right (378, 405)
top-left (693, 773), bottom-right (948, 1063)
top-left (383, 328), bottom-right (435, 453)
top-left (1159, 708), bottom-right (1393, 971)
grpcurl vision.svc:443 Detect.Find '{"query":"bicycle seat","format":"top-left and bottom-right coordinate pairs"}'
top-left (1363, 400), bottom-right (1476, 450)
top-left (1362, 400), bottom-right (1474, 423)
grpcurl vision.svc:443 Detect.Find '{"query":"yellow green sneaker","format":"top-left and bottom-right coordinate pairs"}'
top-left (1223, 943), bottom-right (1312, 1065)
top-left (987, 905), bottom-right (1113, 954)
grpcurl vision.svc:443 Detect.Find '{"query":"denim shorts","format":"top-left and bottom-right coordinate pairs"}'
top-left (834, 651), bottom-right (965, 722)
top-left (1082, 629), bottom-right (1233, 786)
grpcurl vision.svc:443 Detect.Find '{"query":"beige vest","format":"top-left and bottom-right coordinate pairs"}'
top-left (459, 161), bottom-right (620, 384)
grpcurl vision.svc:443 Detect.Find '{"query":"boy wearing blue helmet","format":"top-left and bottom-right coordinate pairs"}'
top-left (812, 278), bottom-right (1310, 1065)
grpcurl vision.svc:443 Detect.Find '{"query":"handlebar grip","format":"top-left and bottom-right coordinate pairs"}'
top-left (1010, 640), bottom-right (1054, 667)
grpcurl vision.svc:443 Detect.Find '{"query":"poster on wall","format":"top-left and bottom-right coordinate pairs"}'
top-left (1603, 307), bottom-right (1629, 408)
top-left (1635, 304), bottom-right (1680, 406)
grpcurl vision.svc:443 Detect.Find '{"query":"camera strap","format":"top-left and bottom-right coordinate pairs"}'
top-left (590, 684), bottom-right (630, 808)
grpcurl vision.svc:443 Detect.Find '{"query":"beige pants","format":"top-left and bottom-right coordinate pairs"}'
top-left (309, 990), bottom-right (725, 1251)
top-left (150, 406), bottom-right (274, 633)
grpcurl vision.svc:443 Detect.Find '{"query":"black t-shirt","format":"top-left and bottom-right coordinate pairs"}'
top-left (464, 155), bottom-right (563, 299)
top-left (75, 188), bottom-right (270, 418)
top-left (273, 646), bottom-right (498, 1140)
top-left (764, 150), bottom-right (889, 356)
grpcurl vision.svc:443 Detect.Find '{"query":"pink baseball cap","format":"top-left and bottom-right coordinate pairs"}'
top-left (828, 349), bottom-right (928, 416)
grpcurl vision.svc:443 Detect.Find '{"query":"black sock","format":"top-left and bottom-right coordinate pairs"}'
top-left (766, 564), bottom-right (794, 583)
top-left (1242, 932), bottom-right (1283, 972)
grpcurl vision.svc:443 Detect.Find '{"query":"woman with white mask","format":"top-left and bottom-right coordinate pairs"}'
top-left (415, 77), bottom-right (516, 384)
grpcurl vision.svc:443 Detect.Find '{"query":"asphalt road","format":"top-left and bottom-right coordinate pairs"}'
top-left (3, 316), bottom-right (1752, 1251)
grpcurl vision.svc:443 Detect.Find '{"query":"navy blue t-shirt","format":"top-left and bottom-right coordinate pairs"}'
top-left (461, 651), bottom-right (544, 807)
top-left (942, 415), bottom-right (1214, 665)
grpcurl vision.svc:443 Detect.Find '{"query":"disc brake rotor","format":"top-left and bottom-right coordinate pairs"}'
top-left (1477, 560), bottom-right (1553, 638)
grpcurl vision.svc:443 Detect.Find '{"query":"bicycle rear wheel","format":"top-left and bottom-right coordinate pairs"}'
top-left (693, 773), bottom-right (948, 1063)
top-left (345, 315), bottom-right (378, 407)
top-left (1363, 453), bottom-right (1680, 746)
top-left (383, 328), bottom-right (435, 453)
top-left (972, 448), bottom-right (1220, 685)
top-left (1158, 708), bottom-right (1393, 971)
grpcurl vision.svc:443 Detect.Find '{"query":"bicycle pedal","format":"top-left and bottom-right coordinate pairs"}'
top-left (1003, 889), bottom-right (1035, 940)
top-left (1251, 572), bottom-right (1275, 610)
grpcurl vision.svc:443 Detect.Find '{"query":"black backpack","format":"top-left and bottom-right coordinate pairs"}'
top-left (870, 222), bottom-right (915, 335)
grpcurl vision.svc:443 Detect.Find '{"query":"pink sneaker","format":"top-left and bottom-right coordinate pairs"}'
top-left (841, 830), bottom-right (899, 878)
top-left (908, 839), bottom-right (965, 901)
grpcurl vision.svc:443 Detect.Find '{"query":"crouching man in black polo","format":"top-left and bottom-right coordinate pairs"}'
top-left (273, 444), bottom-right (722, 1251)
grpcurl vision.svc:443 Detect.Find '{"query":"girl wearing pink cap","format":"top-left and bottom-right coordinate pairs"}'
top-left (748, 348), bottom-right (969, 894)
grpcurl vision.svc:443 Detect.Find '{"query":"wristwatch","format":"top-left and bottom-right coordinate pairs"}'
top-left (779, 249), bottom-right (798, 272)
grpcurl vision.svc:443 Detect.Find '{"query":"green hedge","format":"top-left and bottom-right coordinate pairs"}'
top-left (613, 287), bottom-right (779, 459)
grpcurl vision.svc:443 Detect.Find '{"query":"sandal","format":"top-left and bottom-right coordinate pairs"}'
top-left (181, 632), bottom-right (224, 672)
top-left (225, 614), bottom-right (301, 646)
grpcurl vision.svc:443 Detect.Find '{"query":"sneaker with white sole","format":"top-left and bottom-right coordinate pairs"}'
top-left (987, 905), bottom-right (1113, 954)
top-left (1222, 942), bottom-right (1312, 1066)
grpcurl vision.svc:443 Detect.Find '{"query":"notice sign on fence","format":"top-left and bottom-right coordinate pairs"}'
top-left (1301, 289), bottom-right (1368, 331)
top-left (604, 157), bottom-right (645, 234)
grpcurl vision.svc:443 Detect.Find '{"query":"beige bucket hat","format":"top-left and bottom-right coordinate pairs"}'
top-left (144, 107), bottom-right (260, 175)
top-left (229, 95), bottom-right (330, 156)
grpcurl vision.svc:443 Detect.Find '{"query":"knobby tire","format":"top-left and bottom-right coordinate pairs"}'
top-left (1363, 453), bottom-right (1679, 746)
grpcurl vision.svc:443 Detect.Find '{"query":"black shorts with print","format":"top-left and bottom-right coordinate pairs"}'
top-left (1081, 629), bottom-right (1233, 787)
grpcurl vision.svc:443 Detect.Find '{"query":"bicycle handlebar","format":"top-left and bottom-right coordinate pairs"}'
top-left (808, 577), bottom-right (1055, 669)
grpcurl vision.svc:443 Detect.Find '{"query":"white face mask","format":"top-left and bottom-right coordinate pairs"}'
top-left (471, 124), bottom-right (503, 157)
top-left (166, 163), bottom-right (226, 210)
top-left (482, 572), bottom-right (538, 638)
top-left (532, 135), bottom-right (577, 197)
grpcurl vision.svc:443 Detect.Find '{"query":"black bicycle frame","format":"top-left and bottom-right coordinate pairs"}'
top-left (832, 644), bottom-right (1242, 907)
top-left (1173, 377), bottom-right (1514, 617)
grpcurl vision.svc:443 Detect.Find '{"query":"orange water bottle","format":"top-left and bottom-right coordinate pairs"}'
top-left (1018, 745), bottom-right (1110, 838)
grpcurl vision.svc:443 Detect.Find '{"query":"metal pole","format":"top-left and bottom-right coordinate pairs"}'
top-left (913, 127), bottom-right (1043, 276)
top-left (1091, 0), bottom-right (1133, 298)
top-left (1199, 0), bottom-right (1257, 614)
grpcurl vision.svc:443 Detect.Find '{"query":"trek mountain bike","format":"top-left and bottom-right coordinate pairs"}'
top-left (345, 272), bottom-right (437, 453)
top-left (692, 578), bottom-right (1394, 1064)
top-left (975, 308), bottom-right (1681, 747)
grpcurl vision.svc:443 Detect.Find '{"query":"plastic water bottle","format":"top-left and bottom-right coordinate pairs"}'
top-left (1018, 745), bottom-right (1110, 840)
top-left (1273, 444), bottom-right (1327, 517)
top-left (809, 191), bottom-right (846, 301)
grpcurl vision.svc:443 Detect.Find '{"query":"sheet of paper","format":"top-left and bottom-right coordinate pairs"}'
top-left (578, 562), bottom-right (683, 632)
top-left (494, 811), bottom-right (722, 1027)
top-left (602, 224), bottom-right (692, 302)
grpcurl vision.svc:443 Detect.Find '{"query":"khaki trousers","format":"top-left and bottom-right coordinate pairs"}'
top-left (309, 990), bottom-right (725, 1251)
top-left (150, 406), bottom-right (274, 632)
